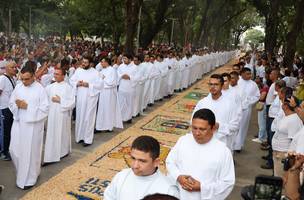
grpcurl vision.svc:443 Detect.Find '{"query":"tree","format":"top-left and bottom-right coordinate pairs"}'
top-left (282, 0), bottom-right (304, 69)
top-left (244, 29), bottom-right (265, 49)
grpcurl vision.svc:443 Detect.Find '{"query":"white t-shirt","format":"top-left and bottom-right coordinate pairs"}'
top-left (266, 83), bottom-right (276, 105)
top-left (289, 127), bottom-right (304, 154)
top-left (282, 76), bottom-right (298, 88)
top-left (272, 113), bottom-right (303, 152)
top-left (0, 74), bottom-right (15, 109)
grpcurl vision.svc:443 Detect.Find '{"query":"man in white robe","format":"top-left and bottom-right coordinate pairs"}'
top-left (166, 108), bottom-right (235, 200)
top-left (70, 56), bottom-right (103, 146)
top-left (132, 56), bottom-right (145, 117)
top-left (9, 66), bottom-right (49, 189)
top-left (104, 135), bottom-right (178, 200)
top-left (152, 57), bottom-right (163, 101)
top-left (44, 68), bottom-right (75, 163)
top-left (141, 54), bottom-right (152, 110)
top-left (147, 55), bottom-right (161, 105)
top-left (157, 55), bottom-right (169, 99)
top-left (166, 52), bottom-right (177, 96)
top-left (181, 54), bottom-right (191, 90)
top-left (95, 58), bottom-right (123, 131)
top-left (192, 74), bottom-right (239, 149)
top-left (117, 54), bottom-right (138, 123)
top-left (233, 68), bottom-right (260, 152)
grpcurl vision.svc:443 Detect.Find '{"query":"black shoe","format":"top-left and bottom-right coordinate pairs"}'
top-left (42, 162), bottom-right (55, 167)
top-left (0, 185), bottom-right (4, 194)
top-left (260, 163), bottom-right (273, 169)
top-left (2, 154), bottom-right (11, 161)
top-left (261, 155), bottom-right (270, 160)
top-left (82, 143), bottom-right (91, 147)
top-left (148, 103), bottom-right (153, 107)
top-left (125, 119), bottom-right (132, 124)
top-left (77, 140), bottom-right (84, 144)
top-left (260, 145), bottom-right (270, 150)
top-left (94, 129), bottom-right (102, 134)
top-left (23, 185), bottom-right (33, 190)
top-left (105, 130), bottom-right (113, 133)
top-left (234, 150), bottom-right (241, 153)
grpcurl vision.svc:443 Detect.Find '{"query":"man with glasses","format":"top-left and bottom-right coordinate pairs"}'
top-left (9, 65), bottom-right (49, 189)
top-left (0, 61), bottom-right (17, 161)
top-left (166, 108), bottom-right (235, 199)
top-left (191, 74), bottom-right (239, 150)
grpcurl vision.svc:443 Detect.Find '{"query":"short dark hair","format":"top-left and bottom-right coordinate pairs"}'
top-left (21, 65), bottom-right (35, 75)
top-left (210, 74), bottom-right (224, 85)
top-left (240, 67), bottom-right (251, 74)
top-left (24, 60), bottom-right (37, 73)
top-left (230, 71), bottom-right (239, 77)
top-left (192, 108), bottom-right (216, 127)
top-left (83, 55), bottom-right (93, 63)
top-left (102, 57), bottom-right (112, 65)
top-left (56, 67), bottom-right (67, 76)
top-left (131, 136), bottom-right (160, 160)
top-left (141, 194), bottom-right (179, 200)
top-left (222, 72), bottom-right (231, 80)
top-left (123, 53), bottom-right (133, 60)
top-left (275, 80), bottom-right (286, 89)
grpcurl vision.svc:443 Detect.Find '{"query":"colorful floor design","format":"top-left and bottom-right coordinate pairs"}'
top-left (21, 60), bottom-right (235, 200)
top-left (141, 115), bottom-right (190, 135)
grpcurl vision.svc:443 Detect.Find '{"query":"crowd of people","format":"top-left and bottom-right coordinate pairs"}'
top-left (0, 35), bottom-right (235, 191)
top-left (1, 33), bottom-right (304, 199)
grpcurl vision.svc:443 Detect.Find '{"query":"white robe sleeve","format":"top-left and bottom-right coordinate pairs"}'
top-left (8, 85), bottom-right (20, 120)
top-left (242, 83), bottom-right (260, 110)
top-left (103, 69), bottom-right (117, 89)
top-left (217, 101), bottom-right (240, 137)
top-left (166, 138), bottom-right (182, 183)
top-left (69, 70), bottom-right (79, 95)
top-left (60, 85), bottom-right (75, 112)
top-left (104, 171), bottom-right (125, 200)
top-left (200, 148), bottom-right (235, 200)
top-left (25, 86), bottom-right (49, 122)
top-left (88, 73), bottom-right (103, 97)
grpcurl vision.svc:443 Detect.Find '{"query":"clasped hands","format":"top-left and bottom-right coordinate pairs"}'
top-left (122, 74), bottom-right (130, 80)
top-left (52, 95), bottom-right (61, 103)
top-left (15, 99), bottom-right (28, 109)
top-left (177, 175), bottom-right (201, 192)
top-left (77, 80), bottom-right (89, 87)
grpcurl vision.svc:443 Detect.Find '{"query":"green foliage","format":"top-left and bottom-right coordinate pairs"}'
top-left (244, 28), bottom-right (265, 48)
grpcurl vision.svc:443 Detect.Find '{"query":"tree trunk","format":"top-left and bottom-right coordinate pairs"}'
top-left (264, 0), bottom-right (280, 57)
top-left (140, 0), bottom-right (172, 49)
top-left (282, 0), bottom-right (304, 70)
top-left (195, 0), bottom-right (212, 47)
top-left (124, 0), bottom-right (142, 55)
top-left (111, 0), bottom-right (122, 52)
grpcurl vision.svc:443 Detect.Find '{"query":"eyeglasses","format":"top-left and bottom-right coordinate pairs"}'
top-left (191, 125), bottom-right (210, 134)
top-left (208, 83), bottom-right (220, 87)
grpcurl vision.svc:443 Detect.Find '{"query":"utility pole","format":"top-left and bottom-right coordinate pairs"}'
top-left (135, 4), bottom-right (142, 54)
top-left (8, 8), bottom-right (12, 37)
top-left (29, 6), bottom-right (32, 38)
top-left (170, 18), bottom-right (177, 46)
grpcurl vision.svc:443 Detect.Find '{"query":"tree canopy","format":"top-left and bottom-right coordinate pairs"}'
top-left (1, 0), bottom-right (304, 65)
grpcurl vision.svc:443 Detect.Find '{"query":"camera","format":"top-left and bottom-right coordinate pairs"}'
top-left (282, 155), bottom-right (296, 171)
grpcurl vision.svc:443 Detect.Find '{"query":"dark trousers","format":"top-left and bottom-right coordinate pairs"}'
top-left (265, 105), bottom-right (274, 167)
top-left (1, 108), bottom-right (13, 156)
